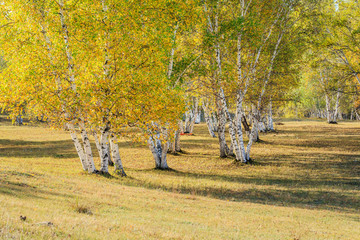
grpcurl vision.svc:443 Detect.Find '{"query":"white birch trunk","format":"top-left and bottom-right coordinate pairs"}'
top-left (325, 92), bottom-right (331, 123)
top-left (258, 121), bottom-right (266, 133)
top-left (41, 10), bottom-right (92, 172)
top-left (79, 122), bottom-right (96, 173)
top-left (268, 100), bottom-right (274, 131)
top-left (168, 23), bottom-right (179, 79)
top-left (235, 94), bottom-right (247, 163)
top-left (189, 98), bottom-right (199, 134)
top-left (148, 136), bottom-right (161, 168)
top-left (100, 126), bottom-right (110, 173)
top-left (160, 128), bottom-right (169, 169)
top-left (175, 120), bottom-right (182, 152)
top-left (173, 121), bottom-right (182, 153)
top-left (179, 119), bottom-right (184, 134)
top-left (171, 130), bottom-right (180, 153)
top-left (109, 133), bottom-right (126, 176)
top-left (195, 112), bottom-right (201, 124)
top-left (203, 104), bottom-right (216, 138)
top-left (67, 122), bottom-right (88, 171)
top-left (147, 130), bottom-right (169, 169)
top-left (245, 114), bottom-right (258, 162)
top-left (104, 134), bottom-right (114, 166)
top-left (184, 111), bottom-right (190, 133)
top-left (59, 0), bottom-right (76, 91)
top-left (59, 1), bottom-right (97, 172)
top-left (212, 113), bottom-right (218, 132)
top-left (216, 96), bottom-right (228, 158)
top-left (333, 89), bottom-right (341, 122)
top-left (219, 88), bottom-right (242, 161)
top-left (93, 131), bottom-right (101, 157)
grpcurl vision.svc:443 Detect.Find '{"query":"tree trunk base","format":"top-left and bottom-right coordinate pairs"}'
top-left (97, 170), bottom-right (112, 177)
top-left (246, 158), bottom-right (254, 164)
top-left (233, 158), bottom-right (254, 165)
top-left (155, 166), bottom-right (174, 171)
top-left (108, 159), bottom-right (114, 166)
top-left (168, 149), bottom-right (184, 155)
top-left (115, 169), bottom-right (127, 177)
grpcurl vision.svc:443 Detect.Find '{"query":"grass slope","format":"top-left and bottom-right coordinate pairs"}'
top-left (0, 120), bottom-right (359, 239)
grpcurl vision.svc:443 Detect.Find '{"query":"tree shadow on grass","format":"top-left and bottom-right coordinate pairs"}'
top-left (124, 147), bottom-right (359, 213)
top-left (123, 171), bottom-right (359, 213)
top-left (0, 139), bottom-right (79, 159)
top-left (0, 179), bottom-right (73, 200)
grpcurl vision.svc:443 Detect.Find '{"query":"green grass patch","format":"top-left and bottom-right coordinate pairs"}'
top-left (0, 121), bottom-right (359, 239)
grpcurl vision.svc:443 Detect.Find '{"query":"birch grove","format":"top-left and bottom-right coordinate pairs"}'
top-left (1, 0), bottom-right (359, 176)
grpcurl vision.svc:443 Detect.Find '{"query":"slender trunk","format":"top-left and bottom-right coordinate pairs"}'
top-left (189, 112), bottom-right (196, 134)
top-left (212, 113), bottom-right (218, 132)
top-left (241, 115), bottom-right (251, 137)
top-left (109, 133), bottom-right (126, 176)
top-left (171, 131), bottom-right (177, 153)
top-left (93, 131), bottom-right (101, 157)
top-left (173, 121), bottom-right (182, 152)
top-left (160, 128), bottom-right (169, 169)
top-left (59, 1), bottom-right (95, 172)
top-left (189, 98), bottom-right (199, 133)
top-left (103, 134), bottom-right (114, 166)
top-left (175, 120), bottom-right (182, 152)
top-left (228, 138), bottom-right (235, 157)
top-left (175, 131), bottom-right (181, 152)
top-left (67, 122), bottom-right (88, 171)
top-left (79, 122), bottom-right (96, 173)
top-left (216, 96), bottom-right (228, 158)
top-left (258, 121), bottom-right (266, 133)
top-left (268, 100), bottom-right (274, 131)
top-left (325, 92), bottom-right (331, 123)
top-left (203, 104), bottom-right (216, 138)
top-left (184, 111), bottom-right (190, 133)
top-left (195, 111), bottom-right (201, 124)
top-left (179, 119), bottom-right (184, 134)
top-left (333, 89), bottom-right (341, 122)
top-left (251, 105), bottom-right (260, 142)
top-left (148, 136), bottom-right (161, 168)
top-left (235, 93), bottom-right (247, 162)
top-left (219, 89), bottom-right (242, 161)
top-left (168, 23), bottom-right (179, 79)
top-left (245, 113), bottom-right (258, 162)
top-left (100, 126), bottom-right (110, 173)
top-left (147, 129), bottom-right (169, 169)
top-left (59, 0), bottom-right (76, 91)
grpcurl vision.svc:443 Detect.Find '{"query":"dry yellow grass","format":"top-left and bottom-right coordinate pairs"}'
top-left (0, 118), bottom-right (359, 239)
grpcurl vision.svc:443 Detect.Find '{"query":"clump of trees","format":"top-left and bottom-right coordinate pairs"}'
top-left (0, 0), bottom-right (359, 174)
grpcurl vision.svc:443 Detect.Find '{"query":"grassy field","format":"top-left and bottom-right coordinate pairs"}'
top-left (0, 119), bottom-right (359, 239)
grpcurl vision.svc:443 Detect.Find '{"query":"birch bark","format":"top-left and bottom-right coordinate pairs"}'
top-left (325, 92), bottom-right (331, 123)
top-left (268, 99), bottom-right (274, 131)
top-left (100, 126), bottom-right (110, 173)
top-left (148, 136), bottom-right (161, 168)
top-left (219, 89), bottom-right (242, 161)
top-left (109, 133), bottom-right (126, 176)
top-left (333, 88), bottom-right (341, 122)
top-left (67, 122), bottom-right (88, 171)
top-left (79, 121), bottom-right (96, 173)
top-left (39, 9), bottom-right (90, 170)
top-left (203, 102), bottom-right (216, 137)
